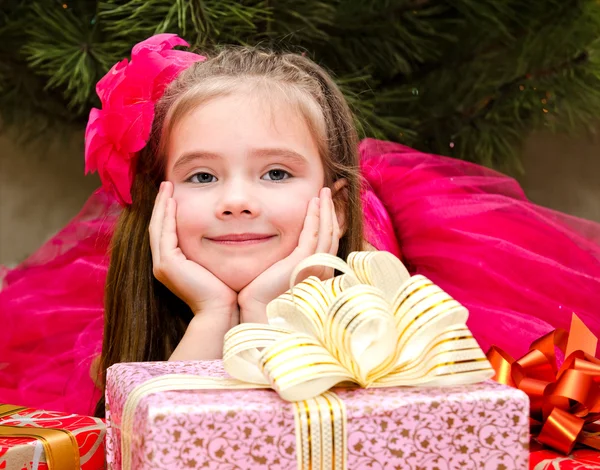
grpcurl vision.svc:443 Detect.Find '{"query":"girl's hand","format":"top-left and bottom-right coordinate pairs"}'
top-left (238, 187), bottom-right (341, 324)
top-left (149, 181), bottom-right (238, 320)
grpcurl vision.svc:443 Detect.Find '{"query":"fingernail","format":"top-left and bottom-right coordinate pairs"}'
top-left (160, 181), bottom-right (165, 190)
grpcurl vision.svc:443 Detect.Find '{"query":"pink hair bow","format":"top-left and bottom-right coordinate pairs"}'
top-left (84, 34), bottom-right (205, 205)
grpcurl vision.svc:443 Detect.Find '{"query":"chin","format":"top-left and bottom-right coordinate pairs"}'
top-left (212, 266), bottom-right (264, 293)
top-left (222, 275), bottom-right (255, 293)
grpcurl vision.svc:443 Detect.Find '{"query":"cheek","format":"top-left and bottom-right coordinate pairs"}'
top-left (268, 193), bottom-right (313, 241)
top-left (173, 192), bottom-right (212, 251)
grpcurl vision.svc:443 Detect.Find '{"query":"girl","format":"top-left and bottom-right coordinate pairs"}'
top-left (99, 36), bottom-right (366, 398)
top-left (1, 34), bottom-right (599, 418)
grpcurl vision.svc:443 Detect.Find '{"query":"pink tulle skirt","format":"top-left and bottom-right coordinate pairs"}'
top-left (1, 138), bottom-right (599, 416)
top-left (0, 190), bottom-right (118, 415)
top-left (360, 139), bottom-right (600, 359)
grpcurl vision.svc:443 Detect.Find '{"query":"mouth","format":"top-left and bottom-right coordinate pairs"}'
top-left (206, 233), bottom-right (276, 245)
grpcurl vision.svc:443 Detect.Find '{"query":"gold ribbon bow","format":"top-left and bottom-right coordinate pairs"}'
top-left (487, 314), bottom-right (600, 455)
top-left (121, 251), bottom-right (494, 470)
top-left (223, 251), bottom-right (494, 401)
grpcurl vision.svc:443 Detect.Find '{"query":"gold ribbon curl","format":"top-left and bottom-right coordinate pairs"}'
top-left (121, 251), bottom-right (494, 470)
top-left (223, 251), bottom-right (494, 401)
top-left (487, 314), bottom-right (600, 455)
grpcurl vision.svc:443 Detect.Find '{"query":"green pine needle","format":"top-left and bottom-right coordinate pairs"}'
top-left (1, 0), bottom-right (599, 172)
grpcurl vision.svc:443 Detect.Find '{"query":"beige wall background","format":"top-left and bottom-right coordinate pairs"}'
top-left (0, 128), bottom-right (598, 267)
top-left (519, 128), bottom-right (600, 222)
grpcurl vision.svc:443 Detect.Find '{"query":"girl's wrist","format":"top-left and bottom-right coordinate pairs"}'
top-left (239, 298), bottom-right (268, 324)
top-left (170, 309), bottom-right (235, 361)
top-left (193, 300), bottom-right (238, 318)
top-left (189, 302), bottom-right (240, 336)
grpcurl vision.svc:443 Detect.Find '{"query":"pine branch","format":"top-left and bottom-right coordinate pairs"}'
top-left (19, 2), bottom-right (102, 111)
top-left (460, 52), bottom-right (590, 130)
top-left (98, 0), bottom-right (270, 47)
top-left (1, 0), bottom-right (599, 171)
top-left (378, 0), bottom-right (582, 90)
top-left (423, 49), bottom-right (599, 169)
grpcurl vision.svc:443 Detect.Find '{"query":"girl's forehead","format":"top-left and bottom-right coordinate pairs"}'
top-left (165, 91), bottom-right (323, 170)
top-left (193, 89), bottom-right (309, 121)
top-left (172, 93), bottom-right (313, 144)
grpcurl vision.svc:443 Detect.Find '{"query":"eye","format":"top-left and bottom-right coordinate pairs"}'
top-left (189, 172), bottom-right (217, 184)
top-left (262, 169), bottom-right (291, 182)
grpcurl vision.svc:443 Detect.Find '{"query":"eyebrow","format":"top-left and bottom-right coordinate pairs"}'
top-left (172, 151), bottom-right (220, 174)
top-left (172, 148), bottom-right (309, 173)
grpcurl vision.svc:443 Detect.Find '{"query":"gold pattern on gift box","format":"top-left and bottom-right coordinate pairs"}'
top-left (0, 404), bottom-right (81, 470)
top-left (119, 251), bottom-right (495, 470)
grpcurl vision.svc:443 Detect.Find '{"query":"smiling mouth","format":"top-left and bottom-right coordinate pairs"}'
top-left (206, 234), bottom-right (276, 245)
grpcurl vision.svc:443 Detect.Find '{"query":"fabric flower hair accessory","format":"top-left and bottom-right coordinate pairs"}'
top-left (84, 34), bottom-right (205, 205)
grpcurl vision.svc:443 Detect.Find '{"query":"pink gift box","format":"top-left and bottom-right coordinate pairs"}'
top-left (106, 361), bottom-right (530, 469)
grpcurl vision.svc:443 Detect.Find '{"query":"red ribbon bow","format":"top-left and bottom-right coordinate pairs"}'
top-left (487, 314), bottom-right (600, 455)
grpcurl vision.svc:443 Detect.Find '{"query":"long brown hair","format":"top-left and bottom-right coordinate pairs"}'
top-left (95, 46), bottom-right (363, 417)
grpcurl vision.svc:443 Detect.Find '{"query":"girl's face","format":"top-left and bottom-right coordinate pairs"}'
top-left (165, 93), bottom-right (325, 291)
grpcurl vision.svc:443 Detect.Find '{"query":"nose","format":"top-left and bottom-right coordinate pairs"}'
top-left (215, 181), bottom-right (261, 219)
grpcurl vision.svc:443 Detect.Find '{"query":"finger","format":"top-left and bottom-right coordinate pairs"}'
top-left (330, 193), bottom-right (341, 256)
top-left (319, 191), bottom-right (340, 280)
top-left (160, 196), bottom-right (179, 256)
top-left (320, 267), bottom-right (335, 281)
top-left (149, 181), bottom-right (168, 261)
top-left (294, 197), bottom-right (320, 258)
top-left (316, 188), bottom-right (333, 254)
top-left (149, 181), bottom-right (165, 227)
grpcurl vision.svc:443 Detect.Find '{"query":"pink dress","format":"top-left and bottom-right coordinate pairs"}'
top-left (1, 138), bottom-right (599, 416)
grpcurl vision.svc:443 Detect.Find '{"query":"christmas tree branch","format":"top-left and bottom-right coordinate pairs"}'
top-left (462, 51), bottom-right (590, 126)
top-left (378, 0), bottom-right (583, 89)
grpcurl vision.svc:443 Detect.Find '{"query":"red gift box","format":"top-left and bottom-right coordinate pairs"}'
top-left (530, 448), bottom-right (600, 469)
top-left (0, 404), bottom-right (105, 470)
top-left (487, 314), bottom-right (600, 469)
